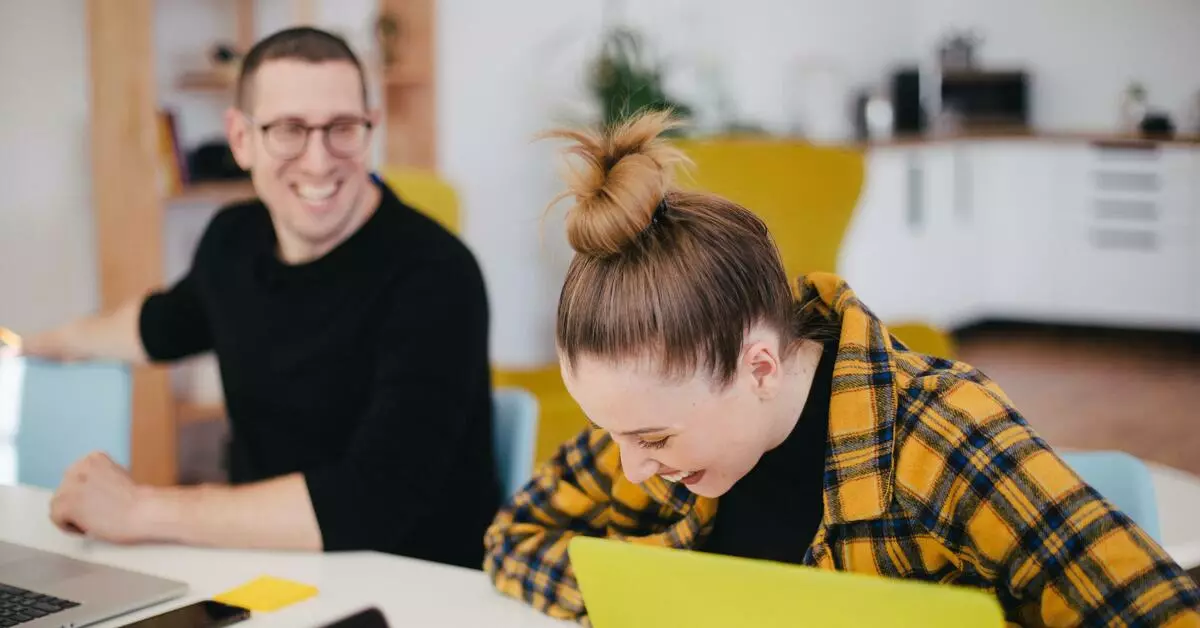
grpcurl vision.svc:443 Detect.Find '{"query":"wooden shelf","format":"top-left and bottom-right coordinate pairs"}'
top-left (167, 180), bottom-right (256, 205)
top-left (177, 401), bottom-right (226, 425)
top-left (177, 69), bottom-right (238, 93)
top-left (383, 66), bottom-right (431, 88)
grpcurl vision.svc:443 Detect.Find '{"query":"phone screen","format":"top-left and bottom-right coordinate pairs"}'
top-left (121, 600), bottom-right (251, 628)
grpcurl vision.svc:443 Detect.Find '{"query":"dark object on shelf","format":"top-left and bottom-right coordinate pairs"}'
top-left (890, 67), bottom-right (926, 134)
top-left (187, 141), bottom-right (249, 182)
top-left (1139, 111), bottom-right (1175, 138)
top-left (940, 70), bottom-right (1029, 130)
top-left (937, 30), bottom-right (982, 71)
top-left (210, 42), bottom-right (240, 65)
top-left (375, 12), bottom-right (402, 69)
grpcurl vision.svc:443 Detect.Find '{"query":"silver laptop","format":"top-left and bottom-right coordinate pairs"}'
top-left (0, 540), bottom-right (187, 627)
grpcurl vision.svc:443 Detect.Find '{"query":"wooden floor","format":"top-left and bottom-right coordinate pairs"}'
top-left (177, 323), bottom-right (1200, 482)
top-left (954, 323), bottom-right (1200, 476)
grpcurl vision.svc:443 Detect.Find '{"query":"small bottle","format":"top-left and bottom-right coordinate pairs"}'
top-left (1119, 82), bottom-right (1148, 135)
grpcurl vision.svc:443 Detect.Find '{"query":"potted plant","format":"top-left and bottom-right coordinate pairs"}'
top-left (587, 26), bottom-right (692, 130)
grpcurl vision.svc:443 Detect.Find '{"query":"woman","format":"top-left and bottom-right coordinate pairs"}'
top-left (483, 111), bottom-right (1200, 626)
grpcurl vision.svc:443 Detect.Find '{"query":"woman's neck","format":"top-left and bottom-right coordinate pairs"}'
top-left (763, 339), bottom-right (826, 452)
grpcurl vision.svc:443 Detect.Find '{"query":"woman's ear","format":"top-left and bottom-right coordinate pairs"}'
top-left (742, 339), bottom-right (783, 400)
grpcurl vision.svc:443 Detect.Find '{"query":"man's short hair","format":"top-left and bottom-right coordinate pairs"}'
top-left (236, 26), bottom-right (368, 111)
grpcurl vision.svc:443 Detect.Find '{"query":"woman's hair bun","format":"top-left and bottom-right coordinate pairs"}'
top-left (542, 109), bottom-right (690, 257)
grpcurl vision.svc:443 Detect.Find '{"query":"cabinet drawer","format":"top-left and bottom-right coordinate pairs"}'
top-left (1059, 146), bottom-right (1195, 229)
top-left (1055, 222), bottom-right (1194, 325)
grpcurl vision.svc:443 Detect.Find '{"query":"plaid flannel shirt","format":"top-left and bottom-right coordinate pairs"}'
top-left (484, 272), bottom-right (1200, 627)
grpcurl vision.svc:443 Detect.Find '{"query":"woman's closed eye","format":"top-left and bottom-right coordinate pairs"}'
top-left (638, 436), bottom-right (669, 450)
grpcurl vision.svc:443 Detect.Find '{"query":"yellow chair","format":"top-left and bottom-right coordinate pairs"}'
top-left (675, 137), bottom-right (956, 360)
top-left (379, 167), bottom-right (460, 234)
top-left (673, 138), bottom-right (865, 291)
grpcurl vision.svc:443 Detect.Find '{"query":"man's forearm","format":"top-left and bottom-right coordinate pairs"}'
top-left (134, 473), bottom-right (323, 551)
top-left (23, 298), bottom-right (149, 364)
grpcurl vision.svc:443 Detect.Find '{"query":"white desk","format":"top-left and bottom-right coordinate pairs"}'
top-left (0, 485), bottom-right (567, 627)
top-left (1150, 461), bottom-right (1200, 571)
top-left (2, 462), bottom-right (1199, 627)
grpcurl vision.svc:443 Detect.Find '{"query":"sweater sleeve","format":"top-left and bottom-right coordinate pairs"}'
top-left (302, 249), bottom-right (493, 552)
top-left (138, 209), bottom-right (231, 362)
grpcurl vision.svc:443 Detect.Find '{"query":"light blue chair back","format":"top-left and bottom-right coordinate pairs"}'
top-left (492, 387), bottom-right (539, 499)
top-left (15, 359), bottom-right (132, 490)
top-left (1060, 450), bottom-right (1161, 543)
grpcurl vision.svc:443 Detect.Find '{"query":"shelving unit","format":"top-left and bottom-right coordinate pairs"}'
top-left (87, 0), bottom-right (438, 484)
top-left (377, 0), bottom-right (437, 169)
top-left (166, 180), bottom-right (257, 205)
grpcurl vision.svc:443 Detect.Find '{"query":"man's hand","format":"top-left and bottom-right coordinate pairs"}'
top-left (20, 329), bottom-right (75, 361)
top-left (49, 452), bottom-right (152, 544)
top-left (16, 298), bottom-right (150, 365)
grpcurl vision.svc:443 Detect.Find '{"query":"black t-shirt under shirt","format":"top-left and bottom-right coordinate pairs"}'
top-left (700, 340), bottom-right (837, 564)
top-left (139, 178), bottom-right (500, 569)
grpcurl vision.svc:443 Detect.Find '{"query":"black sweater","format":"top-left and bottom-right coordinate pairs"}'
top-left (140, 179), bottom-right (500, 569)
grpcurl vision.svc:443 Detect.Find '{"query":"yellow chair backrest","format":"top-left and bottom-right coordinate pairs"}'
top-left (673, 138), bottom-right (865, 286)
top-left (672, 138), bottom-right (955, 359)
top-left (379, 167), bottom-right (461, 235)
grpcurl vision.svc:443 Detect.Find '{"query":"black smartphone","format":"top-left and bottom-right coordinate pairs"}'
top-left (317, 607), bottom-right (390, 627)
top-left (118, 600), bottom-right (251, 628)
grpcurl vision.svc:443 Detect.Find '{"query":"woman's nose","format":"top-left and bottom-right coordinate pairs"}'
top-left (619, 443), bottom-right (659, 484)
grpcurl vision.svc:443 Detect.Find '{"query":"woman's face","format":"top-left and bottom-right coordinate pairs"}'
top-left (561, 337), bottom-right (787, 498)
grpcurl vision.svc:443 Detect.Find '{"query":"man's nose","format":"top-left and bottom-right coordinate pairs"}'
top-left (297, 130), bottom-right (335, 173)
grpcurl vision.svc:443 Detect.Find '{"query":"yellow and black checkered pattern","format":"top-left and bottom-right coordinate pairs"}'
top-left (483, 273), bottom-right (1200, 627)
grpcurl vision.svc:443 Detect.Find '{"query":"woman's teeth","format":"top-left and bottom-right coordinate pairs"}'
top-left (661, 470), bottom-right (696, 483)
top-left (297, 183), bottom-right (337, 202)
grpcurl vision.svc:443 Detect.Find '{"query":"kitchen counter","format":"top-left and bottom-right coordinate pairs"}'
top-left (853, 128), bottom-right (1200, 149)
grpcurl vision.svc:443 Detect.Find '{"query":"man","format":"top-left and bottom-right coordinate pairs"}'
top-left (18, 27), bottom-right (500, 570)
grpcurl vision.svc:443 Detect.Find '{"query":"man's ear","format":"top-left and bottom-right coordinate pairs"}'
top-left (743, 340), bottom-right (783, 400)
top-left (224, 106), bottom-right (254, 170)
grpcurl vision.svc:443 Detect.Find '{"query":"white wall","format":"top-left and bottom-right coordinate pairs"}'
top-left (914, 0), bottom-right (1200, 131)
top-left (4, 0), bottom-right (1199, 369)
top-left (439, 0), bottom-right (921, 366)
top-left (0, 2), bottom-right (95, 335)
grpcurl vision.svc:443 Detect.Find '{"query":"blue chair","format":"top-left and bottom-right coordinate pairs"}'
top-left (14, 358), bottom-right (132, 490)
top-left (492, 387), bottom-right (539, 499)
top-left (1060, 450), bottom-right (1161, 543)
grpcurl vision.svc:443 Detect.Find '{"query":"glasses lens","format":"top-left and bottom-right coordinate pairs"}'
top-left (326, 121), bottom-right (370, 157)
top-left (264, 123), bottom-right (308, 159)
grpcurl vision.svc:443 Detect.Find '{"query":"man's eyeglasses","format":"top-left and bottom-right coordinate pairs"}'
top-left (249, 116), bottom-right (374, 160)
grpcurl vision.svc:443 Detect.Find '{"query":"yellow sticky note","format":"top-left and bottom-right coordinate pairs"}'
top-left (213, 575), bottom-right (319, 612)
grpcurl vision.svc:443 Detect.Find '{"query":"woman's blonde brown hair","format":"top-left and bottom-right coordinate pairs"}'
top-left (546, 109), bottom-right (825, 387)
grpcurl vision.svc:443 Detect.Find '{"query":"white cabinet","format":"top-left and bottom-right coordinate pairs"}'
top-left (1051, 143), bottom-right (1196, 329)
top-left (840, 144), bottom-right (983, 329)
top-left (846, 139), bottom-right (1200, 333)
top-left (1193, 151), bottom-right (1200, 325)
top-left (917, 144), bottom-right (981, 329)
top-left (839, 147), bottom-right (915, 322)
top-left (974, 142), bottom-right (1058, 318)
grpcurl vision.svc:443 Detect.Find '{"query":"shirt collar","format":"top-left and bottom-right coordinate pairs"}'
top-left (800, 272), bottom-right (900, 523)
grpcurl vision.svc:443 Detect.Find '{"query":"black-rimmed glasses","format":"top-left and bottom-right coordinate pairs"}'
top-left (249, 116), bottom-right (374, 160)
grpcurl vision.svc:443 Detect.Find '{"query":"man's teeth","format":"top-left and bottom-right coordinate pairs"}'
top-left (297, 184), bottom-right (337, 201)
top-left (661, 470), bottom-right (696, 483)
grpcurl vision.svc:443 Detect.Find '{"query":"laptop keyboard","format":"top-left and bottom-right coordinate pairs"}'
top-left (0, 584), bottom-right (79, 627)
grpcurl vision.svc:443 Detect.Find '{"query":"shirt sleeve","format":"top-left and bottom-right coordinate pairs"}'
top-left (301, 250), bottom-right (493, 553)
top-left (139, 232), bottom-right (217, 362)
top-left (483, 426), bottom-right (620, 624)
top-left (901, 378), bottom-right (1200, 627)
